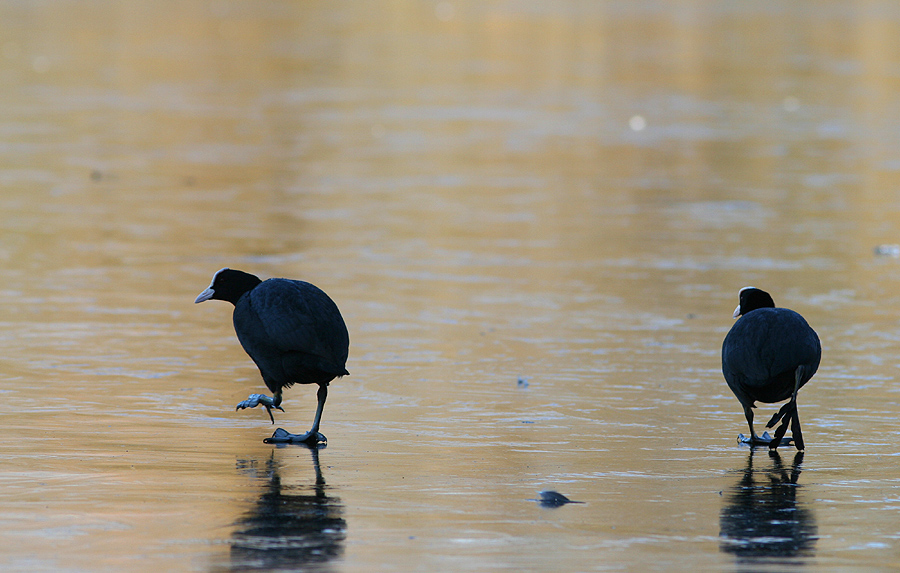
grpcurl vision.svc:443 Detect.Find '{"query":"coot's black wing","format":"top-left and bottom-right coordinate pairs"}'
top-left (244, 279), bottom-right (349, 376)
top-left (722, 308), bottom-right (820, 405)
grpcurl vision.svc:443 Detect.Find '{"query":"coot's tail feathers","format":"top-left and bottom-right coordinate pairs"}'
top-left (320, 363), bottom-right (348, 377)
top-left (278, 353), bottom-right (348, 385)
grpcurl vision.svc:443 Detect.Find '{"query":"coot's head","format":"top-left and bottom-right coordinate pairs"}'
top-left (195, 268), bottom-right (262, 305)
top-left (732, 286), bottom-right (775, 318)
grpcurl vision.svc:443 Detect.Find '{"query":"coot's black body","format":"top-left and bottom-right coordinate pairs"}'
top-left (722, 287), bottom-right (820, 450)
top-left (232, 278), bottom-right (349, 390)
top-left (196, 268), bottom-right (349, 445)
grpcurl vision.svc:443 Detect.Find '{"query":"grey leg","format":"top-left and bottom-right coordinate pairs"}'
top-left (309, 383), bottom-right (327, 435)
top-left (739, 406), bottom-right (770, 445)
top-left (790, 367), bottom-right (805, 451)
top-left (264, 384), bottom-right (328, 446)
top-left (744, 406), bottom-right (759, 440)
top-left (738, 405), bottom-right (791, 447)
top-left (769, 366), bottom-right (805, 451)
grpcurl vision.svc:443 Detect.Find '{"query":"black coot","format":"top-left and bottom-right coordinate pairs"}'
top-left (722, 287), bottom-right (820, 451)
top-left (195, 268), bottom-right (349, 445)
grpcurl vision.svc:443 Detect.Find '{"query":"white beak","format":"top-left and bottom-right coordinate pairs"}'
top-left (732, 304), bottom-right (741, 319)
top-left (194, 288), bottom-right (215, 304)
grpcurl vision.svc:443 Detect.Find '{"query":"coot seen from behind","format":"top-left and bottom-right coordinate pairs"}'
top-left (721, 287), bottom-right (821, 451)
top-left (195, 268), bottom-right (349, 445)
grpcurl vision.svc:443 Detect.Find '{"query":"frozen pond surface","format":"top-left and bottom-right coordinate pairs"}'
top-left (2, 1), bottom-right (900, 571)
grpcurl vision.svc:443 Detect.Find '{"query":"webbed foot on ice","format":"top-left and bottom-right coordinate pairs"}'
top-left (235, 393), bottom-right (284, 424)
top-left (737, 431), bottom-right (794, 448)
top-left (264, 427), bottom-right (327, 446)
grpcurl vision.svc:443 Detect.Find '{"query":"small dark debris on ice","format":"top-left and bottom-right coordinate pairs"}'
top-left (533, 490), bottom-right (584, 508)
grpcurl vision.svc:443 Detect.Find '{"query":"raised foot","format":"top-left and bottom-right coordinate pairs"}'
top-left (264, 427), bottom-right (327, 446)
top-left (235, 393), bottom-right (284, 424)
top-left (737, 431), bottom-right (794, 448)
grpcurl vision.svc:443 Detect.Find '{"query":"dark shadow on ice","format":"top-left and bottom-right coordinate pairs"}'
top-left (719, 449), bottom-right (817, 565)
top-left (221, 448), bottom-right (346, 572)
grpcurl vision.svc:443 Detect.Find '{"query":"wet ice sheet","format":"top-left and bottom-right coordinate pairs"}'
top-left (2, 0), bottom-right (900, 571)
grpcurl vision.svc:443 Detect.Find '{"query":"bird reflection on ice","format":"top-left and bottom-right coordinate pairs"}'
top-left (223, 448), bottom-right (346, 572)
top-left (719, 450), bottom-right (817, 564)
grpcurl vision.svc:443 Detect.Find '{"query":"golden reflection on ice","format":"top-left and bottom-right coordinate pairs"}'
top-left (0, 1), bottom-right (899, 571)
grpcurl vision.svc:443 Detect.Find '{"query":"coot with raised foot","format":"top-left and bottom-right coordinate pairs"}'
top-left (195, 268), bottom-right (349, 446)
top-left (722, 287), bottom-right (821, 451)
